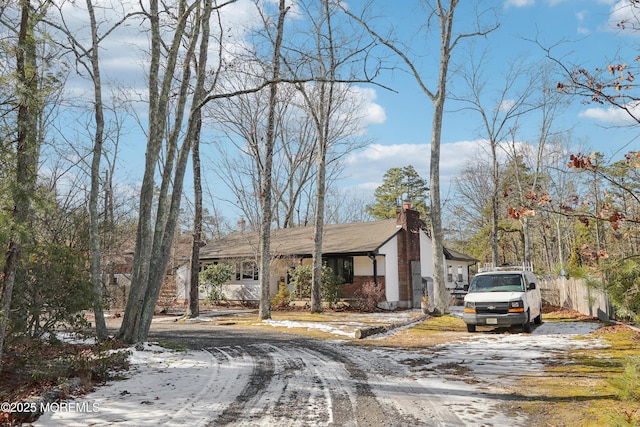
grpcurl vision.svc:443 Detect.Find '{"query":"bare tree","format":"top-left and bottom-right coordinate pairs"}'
top-left (45, 0), bottom-right (138, 341)
top-left (502, 68), bottom-right (568, 266)
top-left (184, 0), bottom-right (217, 319)
top-left (118, 0), bottom-right (236, 343)
top-left (341, 0), bottom-right (498, 313)
top-left (324, 188), bottom-right (375, 224)
top-left (455, 50), bottom-right (542, 266)
top-left (207, 80), bottom-right (317, 230)
top-left (257, 0), bottom-right (288, 320)
top-left (451, 157), bottom-right (494, 246)
top-left (276, 0), bottom-right (374, 312)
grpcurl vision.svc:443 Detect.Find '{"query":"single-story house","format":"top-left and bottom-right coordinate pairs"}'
top-left (182, 206), bottom-right (477, 309)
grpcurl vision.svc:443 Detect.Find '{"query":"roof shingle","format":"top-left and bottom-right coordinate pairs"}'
top-left (200, 219), bottom-right (402, 259)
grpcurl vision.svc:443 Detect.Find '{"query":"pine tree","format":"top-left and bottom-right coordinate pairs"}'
top-left (366, 166), bottom-right (429, 219)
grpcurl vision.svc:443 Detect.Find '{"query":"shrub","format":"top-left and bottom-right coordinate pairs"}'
top-left (199, 263), bottom-right (234, 304)
top-left (271, 282), bottom-right (292, 309)
top-left (353, 281), bottom-right (385, 312)
top-left (11, 245), bottom-right (94, 339)
top-left (288, 264), bottom-right (343, 306)
top-left (321, 270), bottom-right (342, 308)
top-left (602, 258), bottom-right (640, 324)
top-left (609, 357), bottom-right (640, 402)
top-left (289, 265), bottom-right (313, 298)
top-left (66, 348), bottom-right (131, 384)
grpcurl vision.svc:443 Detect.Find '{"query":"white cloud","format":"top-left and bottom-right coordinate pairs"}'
top-left (575, 10), bottom-right (591, 34)
top-left (498, 99), bottom-right (516, 112)
top-left (341, 140), bottom-right (487, 192)
top-left (576, 10), bottom-right (588, 22)
top-left (579, 104), bottom-right (638, 123)
top-left (577, 26), bottom-right (591, 35)
top-left (354, 87), bottom-right (387, 126)
top-left (606, 0), bottom-right (639, 32)
top-left (504, 0), bottom-right (535, 8)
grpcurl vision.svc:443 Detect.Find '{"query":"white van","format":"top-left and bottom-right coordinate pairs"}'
top-left (462, 265), bottom-right (542, 333)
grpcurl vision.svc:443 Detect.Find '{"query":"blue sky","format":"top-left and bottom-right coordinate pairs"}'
top-left (338, 0), bottom-right (639, 196)
top-left (51, 0), bottom-right (640, 222)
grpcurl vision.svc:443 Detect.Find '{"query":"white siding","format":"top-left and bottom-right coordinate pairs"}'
top-left (379, 236), bottom-right (399, 304)
top-left (445, 261), bottom-right (470, 290)
top-left (353, 255), bottom-right (385, 276)
top-left (419, 231), bottom-right (435, 279)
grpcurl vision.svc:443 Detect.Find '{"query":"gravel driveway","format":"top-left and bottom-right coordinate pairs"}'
top-left (35, 314), bottom-right (603, 426)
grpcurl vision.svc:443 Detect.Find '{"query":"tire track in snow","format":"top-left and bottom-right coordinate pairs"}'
top-left (207, 342), bottom-right (354, 426)
top-left (207, 345), bottom-right (275, 426)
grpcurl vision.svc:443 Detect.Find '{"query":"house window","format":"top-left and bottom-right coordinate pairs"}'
top-left (235, 261), bottom-right (259, 281)
top-left (457, 265), bottom-right (463, 282)
top-left (323, 256), bottom-right (354, 284)
top-left (200, 261), bottom-right (217, 272)
top-left (447, 265), bottom-right (453, 282)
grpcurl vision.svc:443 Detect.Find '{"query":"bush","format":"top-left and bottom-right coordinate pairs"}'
top-left (288, 264), bottom-right (343, 306)
top-left (321, 270), bottom-right (342, 307)
top-left (602, 258), bottom-right (640, 324)
top-left (353, 281), bottom-right (385, 312)
top-left (11, 245), bottom-right (94, 339)
top-left (271, 282), bottom-right (292, 309)
top-left (289, 265), bottom-right (313, 298)
top-left (199, 263), bottom-right (234, 304)
top-left (609, 357), bottom-right (640, 402)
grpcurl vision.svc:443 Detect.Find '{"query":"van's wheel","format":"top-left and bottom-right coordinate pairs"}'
top-left (522, 311), bottom-right (532, 333)
top-left (466, 324), bottom-right (476, 333)
top-left (534, 307), bottom-right (543, 325)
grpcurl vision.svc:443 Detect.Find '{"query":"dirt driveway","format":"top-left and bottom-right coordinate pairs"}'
top-left (35, 313), bottom-right (603, 426)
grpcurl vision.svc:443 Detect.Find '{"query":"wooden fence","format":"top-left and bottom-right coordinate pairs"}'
top-left (539, 277), bottom-right (613, 322)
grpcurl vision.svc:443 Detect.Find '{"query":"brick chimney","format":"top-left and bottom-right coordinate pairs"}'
top-left (396, 204), bottom-right (422, 307)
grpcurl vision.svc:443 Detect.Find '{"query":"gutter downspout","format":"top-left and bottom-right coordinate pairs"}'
top-left (368, 252), bottom-right (378, 287)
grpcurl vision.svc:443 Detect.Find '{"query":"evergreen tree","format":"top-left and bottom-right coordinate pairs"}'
top-left (366, 166), bottom-right (429, 219)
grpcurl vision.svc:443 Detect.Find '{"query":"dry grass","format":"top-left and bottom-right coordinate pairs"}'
top-left (505, 319), bottom-right (640, 427)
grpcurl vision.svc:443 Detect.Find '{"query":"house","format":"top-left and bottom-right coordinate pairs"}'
top-left (187, 205), bottom-right (477, 309)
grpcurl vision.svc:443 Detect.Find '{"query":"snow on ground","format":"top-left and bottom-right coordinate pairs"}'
top-left (35, 312), bottom-right (605, 426)
top-left (35, 343), bottom-right (228, 426)
top-left (262, 310), bottom-right (426, 338)
top-left (263, 319), bottom-right (357, 337)
top-left (361, 320), bottom-right (605, 426)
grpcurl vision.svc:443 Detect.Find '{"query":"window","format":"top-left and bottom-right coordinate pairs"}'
top-left (235, 261), bottom-right (259, 281)
top-left (447, 265), bottom-right (453, 282)
top-left (469, 274), bottom-right (525, 293)
top-left (200, 261), bottom-right (218, 272)
top-left (323, 257), bottom-right (354, 284)
top-left (457, 265), bottom-right (463, 282)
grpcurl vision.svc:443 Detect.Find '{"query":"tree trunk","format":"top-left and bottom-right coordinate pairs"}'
top-left (491, 139), bottom-right (499, 266)
top-left (186, 119), bottom-right (203, 318)
top-left (1, 244), bottom-right (19, 368)
top-left (1, 0), bottom-right (40, 366)
top-left (429, 1), bottom-right (459, 315)
top-left (119, 0), bottom-right (198, 343)
top-left (86, 0), bottom-right (108, 341)
top-left (186, 0), bottom-right (214, 319)
top-left (311, 134), bottom-right (327, 313)
top-left (311, 0), bottom-right (337, 314)
top-left (430, 94), bottom-right (448, 313)
top-left (118, 0), bottom-right (161, 344)
top-left (137, 4), bottom-right (205, 340)
top-left (258, 0), bottom-right (288, 320)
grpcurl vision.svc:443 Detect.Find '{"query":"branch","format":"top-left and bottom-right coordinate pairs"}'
top-left (198, 76), bottom-right (396, 110)
top-left (336, 2), bottom-right (434, 100)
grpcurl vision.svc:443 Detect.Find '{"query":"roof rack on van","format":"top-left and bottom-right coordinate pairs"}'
top-left (478, 262), bottom-right (533, 272)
